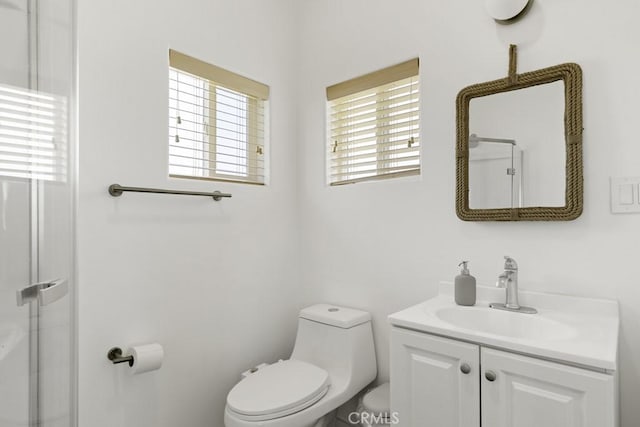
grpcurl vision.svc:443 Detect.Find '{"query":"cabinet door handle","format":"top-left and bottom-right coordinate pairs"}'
top-left (485, 370), bottom-right (497, 382)
top-left (460, 363), bottom-right (471, 374)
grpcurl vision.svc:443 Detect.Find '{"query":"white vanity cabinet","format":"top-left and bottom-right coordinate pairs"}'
top-left (481, 347), bottom-right (616, 427)
top-left (391, 327), bottom-right (617, 427)
top-left (390, 327), bottom-right (480, 427)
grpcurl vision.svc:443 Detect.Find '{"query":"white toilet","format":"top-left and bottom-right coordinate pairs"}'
top-left (357, 383), bottom-right (391, 427)
top-left (224, 304), bottom-right (377, 427)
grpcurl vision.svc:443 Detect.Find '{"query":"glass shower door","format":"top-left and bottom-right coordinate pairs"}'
top-left (0, 179), bottom-right (31, 425)
top-left (0, 0), bottom-right (75, 426)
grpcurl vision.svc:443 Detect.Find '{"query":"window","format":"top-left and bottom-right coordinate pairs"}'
top-left (326, 59), bottom-right (420, 185)
top-left (169, 50), bottom-right (269, 185)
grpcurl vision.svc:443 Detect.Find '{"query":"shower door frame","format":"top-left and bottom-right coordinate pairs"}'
top-left (27, 0), bottom-right (42, 422)
top-left (18, 0), bottom-right (77, 425)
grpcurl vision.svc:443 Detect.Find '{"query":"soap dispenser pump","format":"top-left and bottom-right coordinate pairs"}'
top-left (455, 261), bottom-right (476, 306)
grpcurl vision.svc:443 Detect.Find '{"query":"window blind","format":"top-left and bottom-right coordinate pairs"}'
top-left (169, 50), bottom-right (268, 185)
top-left (0, 84), bottom-right (68, 182)
top-left (326, 59), bottom-right (420, 185)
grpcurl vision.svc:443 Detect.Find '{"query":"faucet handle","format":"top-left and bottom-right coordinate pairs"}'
top-left (496, 272), bottom-right (508, 288)
top-left (503, 256), bottom-right (518, 270)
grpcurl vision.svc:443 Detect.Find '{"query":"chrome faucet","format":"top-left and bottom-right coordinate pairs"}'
top-left (490, 256), bottom-right (537, 314)
top-left (498, 256), bottom-right (519, 309)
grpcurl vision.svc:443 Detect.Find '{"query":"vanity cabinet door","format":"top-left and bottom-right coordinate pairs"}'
top-left (390, 328), bottom-right (480, 427)
top-left (481, 348), bottom-right (617, 427)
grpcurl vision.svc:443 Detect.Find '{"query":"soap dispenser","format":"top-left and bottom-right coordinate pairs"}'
top-left (455, 261), bottom-right (476, 306)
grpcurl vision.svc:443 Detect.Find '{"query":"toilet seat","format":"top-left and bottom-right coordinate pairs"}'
top-left (226, 360), bottom-right (330, 422)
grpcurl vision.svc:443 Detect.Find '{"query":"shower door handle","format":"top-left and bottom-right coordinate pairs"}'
top-left (16, 282), bottom-right (39, 306)
top-left (38, 279), bottom-right (68, 306)
top-left (16, 279), bottom-right (68, 307)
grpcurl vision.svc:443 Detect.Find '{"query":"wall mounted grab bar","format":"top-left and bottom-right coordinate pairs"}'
top-left (108, 184), bottom-right (232, 201)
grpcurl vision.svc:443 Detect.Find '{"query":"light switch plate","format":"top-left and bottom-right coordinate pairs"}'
top-left (619, 183), bottom-right (634, 205)
top-left (611, 177), bottom-right (640, 213)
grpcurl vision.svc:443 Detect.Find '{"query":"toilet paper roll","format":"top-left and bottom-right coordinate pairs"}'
top-left (130, 343), bottom-right (164, 375)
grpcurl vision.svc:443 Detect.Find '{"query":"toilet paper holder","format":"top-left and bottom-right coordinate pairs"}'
top-left (107, 347), bottom-right (134, 367)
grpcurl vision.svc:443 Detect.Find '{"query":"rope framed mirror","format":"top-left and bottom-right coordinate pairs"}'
top-left (456, 45), bottom-right (583, 221)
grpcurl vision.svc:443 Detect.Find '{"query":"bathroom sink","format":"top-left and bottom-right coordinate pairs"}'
top-left (435, 306), bottom-right (576, 341)
top-left (388, 282), bottom-right (620, 371)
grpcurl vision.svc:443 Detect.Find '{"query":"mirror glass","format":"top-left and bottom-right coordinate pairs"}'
top-left (468, 81), bottom-right (565, 209)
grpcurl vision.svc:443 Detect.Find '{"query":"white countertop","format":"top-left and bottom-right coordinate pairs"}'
top-left (388, 282), bottom-right (619, 371)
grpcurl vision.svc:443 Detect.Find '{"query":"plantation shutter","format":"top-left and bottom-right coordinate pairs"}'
top-left (327, 59), bottom-right (420, 185)
top-left (169, 50), bottom-right (269, 185)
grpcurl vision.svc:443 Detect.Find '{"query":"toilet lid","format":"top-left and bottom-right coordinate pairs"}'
top-left (227, 360), bottom-right (330, 421)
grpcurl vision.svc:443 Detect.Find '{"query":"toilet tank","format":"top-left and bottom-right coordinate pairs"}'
top-left (290, 304), bottom-right (377, 392)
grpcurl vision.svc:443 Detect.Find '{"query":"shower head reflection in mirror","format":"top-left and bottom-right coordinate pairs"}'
top-left (469, 134), bottom-right (516, 149)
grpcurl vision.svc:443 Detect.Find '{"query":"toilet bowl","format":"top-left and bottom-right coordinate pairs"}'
top-left (224, 304), bottom-right (377, 427)
top-left (357, 383), bottom-right (390, 427)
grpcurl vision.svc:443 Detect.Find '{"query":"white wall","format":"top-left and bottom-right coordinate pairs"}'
top-left (77, 1), bottom-right (640, 426)
top-left (77, 1), bottom-right (301, 426)
top-left (295, 1), bottom-right (640, 426)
